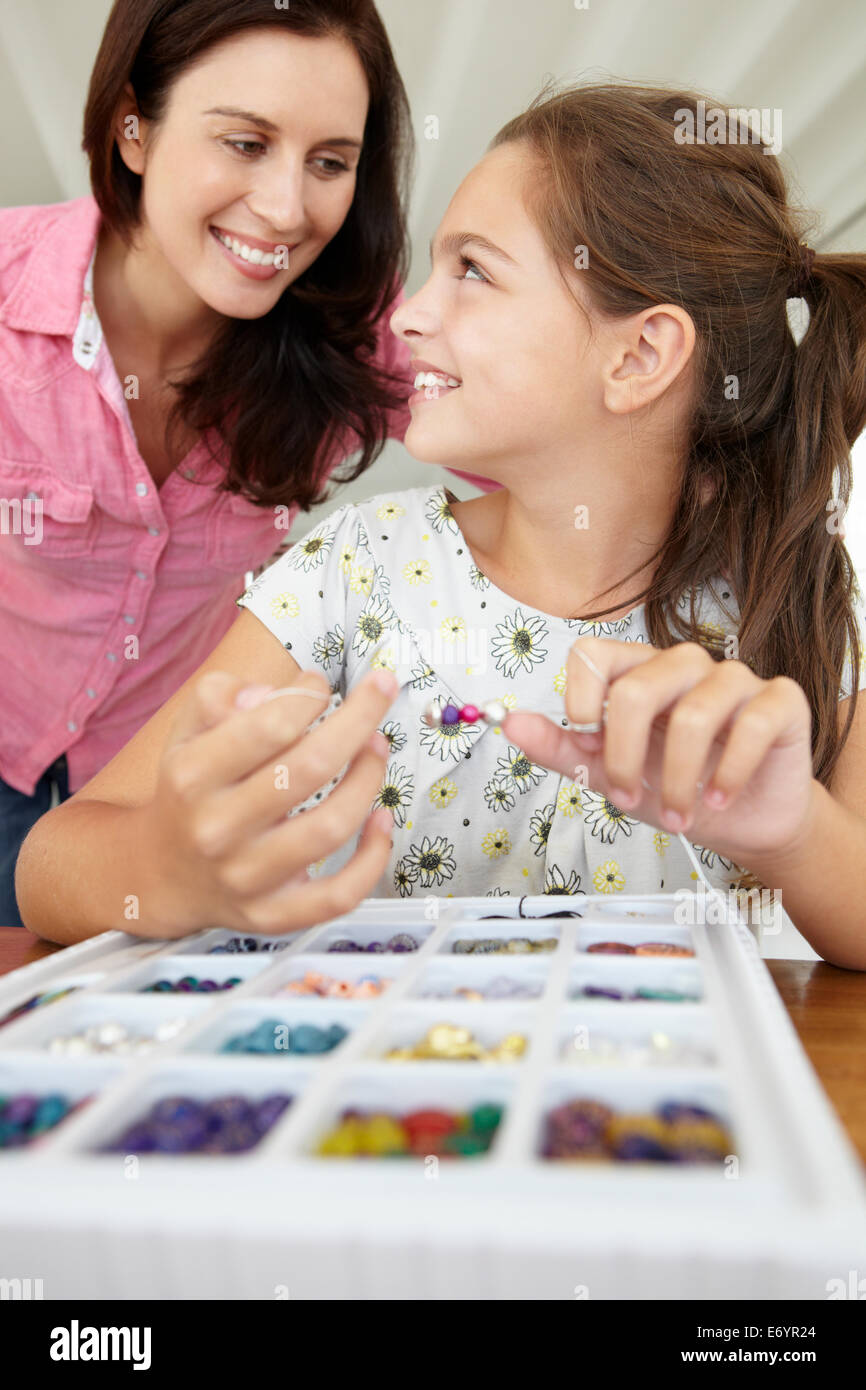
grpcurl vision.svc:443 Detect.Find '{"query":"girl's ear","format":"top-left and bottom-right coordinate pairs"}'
top-left (113, 82), bottom-right (147, 177)
top-left (603, 304), bottom-right (696, 416)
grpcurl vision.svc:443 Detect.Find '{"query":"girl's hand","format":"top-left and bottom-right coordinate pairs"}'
top-left (142, 667), bottom-right (398, 936)
top-left (502, 636), bottom-right (818, 869)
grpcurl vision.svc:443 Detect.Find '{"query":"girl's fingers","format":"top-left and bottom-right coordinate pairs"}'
top-left (702, 679), bottom-right (811, 806)
top-left (204, 740), bottom-right (392, 898)
top-left (565, 635), bottom-right (657, 728)
top-left (238, 805), bottom-right (395, 934)
top-left (656, 661), bottom-right (763, 824)
top-left (501, 711), bottom-right (602, 784)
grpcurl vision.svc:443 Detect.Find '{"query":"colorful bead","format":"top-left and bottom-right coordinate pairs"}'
top-left (102, 1093), bottom-right (293, 1155)
top-left (141, 976), bottom-right (242, 994)
top-left (326, 933), bottom-right (418, 954)
top-left (220, 1020), bottom-right (348, 1055)
top-left (279, 971), bottom-right (391, 999)
top-left (634, 942), bottom-right (695, 957)
top-left (451, 936), bottom-right (557, 955)
top-left (385, 1022), bottom-right (527, 1062)
top-left (422, 698), bottom-right (509, 729)
top-left (47, 1018), bottom-right (187, 1056)
top-left (317, 1103), bottom-right (504, 1158)
top-left (0, 1092), bottom-right (75, 1148)
top-left (0, 986), bottom-right (81, 1030)
top-left (542, 1097), bottom-right (732, 1163)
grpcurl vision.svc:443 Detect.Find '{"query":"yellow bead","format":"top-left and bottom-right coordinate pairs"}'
top-left (360, 1115), bottom-right (408, 1155)
top-left (317, 1118), bottom-right (364, 1156)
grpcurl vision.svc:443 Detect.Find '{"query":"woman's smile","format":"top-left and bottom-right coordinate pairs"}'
top-left (208, 224), bottom-right (298, 280)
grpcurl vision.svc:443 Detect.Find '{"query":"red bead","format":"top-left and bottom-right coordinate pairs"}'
top-left (459, 704), bottom-right (481, 723)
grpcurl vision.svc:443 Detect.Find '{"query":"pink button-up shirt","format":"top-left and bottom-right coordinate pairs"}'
top-left (0, 197), bottom-right (497, 795)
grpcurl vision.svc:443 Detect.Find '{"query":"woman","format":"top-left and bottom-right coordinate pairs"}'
top-left (0, 0), bottom-right (493, 925)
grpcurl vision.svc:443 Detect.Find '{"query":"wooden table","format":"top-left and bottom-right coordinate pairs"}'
top-left (1, 927), bottom-right (864, 1163)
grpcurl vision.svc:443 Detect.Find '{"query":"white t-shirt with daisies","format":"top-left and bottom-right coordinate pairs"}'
top-left (236, 483), bottom-right (861, 901)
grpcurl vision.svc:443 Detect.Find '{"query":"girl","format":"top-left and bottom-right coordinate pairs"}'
top-left (19, 83), bottom-right (866, 970)
top-left (0, 0), bottom-right (492, 925)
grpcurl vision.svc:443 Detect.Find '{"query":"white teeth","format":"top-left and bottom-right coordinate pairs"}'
top-left (413, 371), bottom-right (461, 390)
top-left (215, 229), bottom-right (277, 268)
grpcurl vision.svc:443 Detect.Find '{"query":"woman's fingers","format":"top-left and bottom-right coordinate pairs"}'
top-left (238, 805), bottom-right (395, 934)
top-left (198, 738), bottom-right (393, 896)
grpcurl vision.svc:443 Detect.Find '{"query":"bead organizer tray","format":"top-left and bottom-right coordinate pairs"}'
top-left (0, 894), bottom-right (864, 1300)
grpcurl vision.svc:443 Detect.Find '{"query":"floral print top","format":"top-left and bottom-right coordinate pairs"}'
top-left (236, 484), bottom-right (863, 901)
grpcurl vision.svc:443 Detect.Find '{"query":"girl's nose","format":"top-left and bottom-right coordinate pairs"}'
top-left (390, 281), bottom-right (441, 341)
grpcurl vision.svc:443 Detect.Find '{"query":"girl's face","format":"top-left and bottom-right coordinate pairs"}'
top-left (120, 28), bottom-right (369, 319)
top-left (391, 142), bottom-right (596, 477)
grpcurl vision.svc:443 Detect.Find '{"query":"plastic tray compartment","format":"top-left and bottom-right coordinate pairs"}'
top-left (302, 919), bottom-right (434, 954)
top-left (0, 1054), bottom-right (126, 1154)
top-left (64, 1058), bottom-right (313, 1158)
top-left (0, 972), bottom-right (112, 1033)
top-left (577, 896), bottom-right (687, 923)
top-left (102, 952), bottom-right (280, 994)
top-left (180, 997), bottom-right (367, 1057)
top-left (412, 955), bottom-right (550, 1000)
top-left (452, 901), bottom-right (584, 922)
top-left (570, 956), bottom-right (704, 1002)
top-left (0, 989), bottom-right (213, 1055)
top-left (365, 1001), bottom-right (537, 1063)
top-left (532, 1066), bottom-right (737, 1167)
top-left (170, 928), bottom-right (302, 957)
top-left (556, 1001), bottom-right (719, 1066)
top-left (296, 1063), bottom-right (516, 1160)
top-left (265, 952), bottom-right (413, 997)
top-left (439, 921), bottom-right (564, 955)
top-left (576, 921), bottom-right (696, 954)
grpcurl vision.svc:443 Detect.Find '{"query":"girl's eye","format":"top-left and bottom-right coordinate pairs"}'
top-left (458, 255), bottom-right (489, 283)
top-left (224, 139), bottom-right (266, 158)
top-left (312, 156), bottom-right (351, 176)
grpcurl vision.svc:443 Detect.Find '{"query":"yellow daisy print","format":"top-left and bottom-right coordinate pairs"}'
top-left (593, 860), bottom-right (626, 893)
top-left (270, 592), bottom-right (300, 621)
top-left (653, 830), bottom-right (670, 855)
top-left (429, 777), bottom-right (458, 809)
top-left (557, 782), bottom-right (583, 817)
top-left (338, 545), bottom-right (355, 574)
top-left (502, 693), bottom-right (518, 711)
top-left (482, 829), bottom-right (511, 859)
top-left (553, 665), bottom-right (567, 696)
top-left (376, 501), bottom-right (406, 521)
top-left (370, 646), bottom-right (396, 672)
top-left (404, 559), bottom-right (432, 586)
top-left (440, 616), bottom-right (466, 642)
top-left (349, 563), bottom-right (375, 595)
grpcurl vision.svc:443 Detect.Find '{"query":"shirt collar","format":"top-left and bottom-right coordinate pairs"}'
top-left (0, 196), bottom-right (101, 337)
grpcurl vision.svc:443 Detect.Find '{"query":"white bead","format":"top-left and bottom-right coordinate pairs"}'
top-left (424, 702), bottom-right (443, 728)
top-left (482, 699), bottom-right (507, 724)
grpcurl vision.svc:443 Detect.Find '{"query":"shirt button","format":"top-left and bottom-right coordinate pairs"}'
top-left (67, 720), bottom-right (77, 733)
top-left (86, 688), bottom-right (96, 699)
top-left (25, 490), bottom-right (39, 501)
top-left (147, 526), bottom-right (160, 537)
top-left (135, 570), bottom-right (147, 581)
top-left (123, 614), bottom-right (135, 624)
top-left (136, 482), bottom-right (148, 497)
top-left (106, 653), bottom-right (117, 662)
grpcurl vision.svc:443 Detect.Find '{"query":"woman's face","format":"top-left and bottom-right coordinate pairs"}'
top-left (391, 141), bottom-right (596, 477)
top-left (121, 28), bottom-right (369, 319)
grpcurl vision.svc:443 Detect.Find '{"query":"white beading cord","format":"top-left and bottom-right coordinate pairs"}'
top-left (569, 645), bottom-right (725, 901)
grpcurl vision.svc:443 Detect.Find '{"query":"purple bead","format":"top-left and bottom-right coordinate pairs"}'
top-left (2, 1095), bottom-right (39, 1128)
top-left (150, 1096), bottom-right (202, 1126)
top-left (657, 1102), bottom-right (718, 1125)
top-left (365, 941), bottom-right (385, 953)
top-left (150, 1120), bottom-right (202, 1153)
top-left (197, 980), bottom-right (219, 992)
top-left (386, 933), bottom-right (417, 952)
top-left (253, 1095), bottom-right (292, 1133)
top-left (327, 939), bottom-right (358, 953)
top-left (202, 1120), bottom-right (260, 1154)
top-left (110, 1123), bottom-right (157, 1154)
top-left (582, 985), bottom-right (624, 1000)
top-left (204, 1096), bottom-right (254, 1131)
top-left (613, 1134), bottom-right (672, 1162)
top-left (441, 704), bottom-right (460, 725)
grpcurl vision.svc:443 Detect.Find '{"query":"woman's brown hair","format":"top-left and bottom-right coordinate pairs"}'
top-left (493, 80), bottom-right (866, 794)
top-left (83, 0), bottom-right (413, 513)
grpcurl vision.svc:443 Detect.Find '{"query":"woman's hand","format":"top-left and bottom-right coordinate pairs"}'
top-left (142, 666), bottom-right (398, 936)
top-left (502, 636), bottom-right (818, 868)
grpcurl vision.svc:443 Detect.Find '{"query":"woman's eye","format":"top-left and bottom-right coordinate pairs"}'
top-left (224, 139), bottom-right (266, 158)
top-left (458, 256), bottom-right (488, 283)
top-left (312, 156), bottom-right (351, 176)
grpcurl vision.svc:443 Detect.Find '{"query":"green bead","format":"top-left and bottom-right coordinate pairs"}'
top-left (444, 1131), bottom-right (488, 1156)
top-left (470, 1103), bottom-right (503, 1133)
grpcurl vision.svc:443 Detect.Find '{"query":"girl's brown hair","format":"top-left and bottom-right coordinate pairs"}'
top-left (493, 81), bottom-right (866, 793)
top-left (83, 0), bottom-right (413, 513)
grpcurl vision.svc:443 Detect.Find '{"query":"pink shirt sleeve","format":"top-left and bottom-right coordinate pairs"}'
top-left (377, 283), bottom-right (502, 495)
